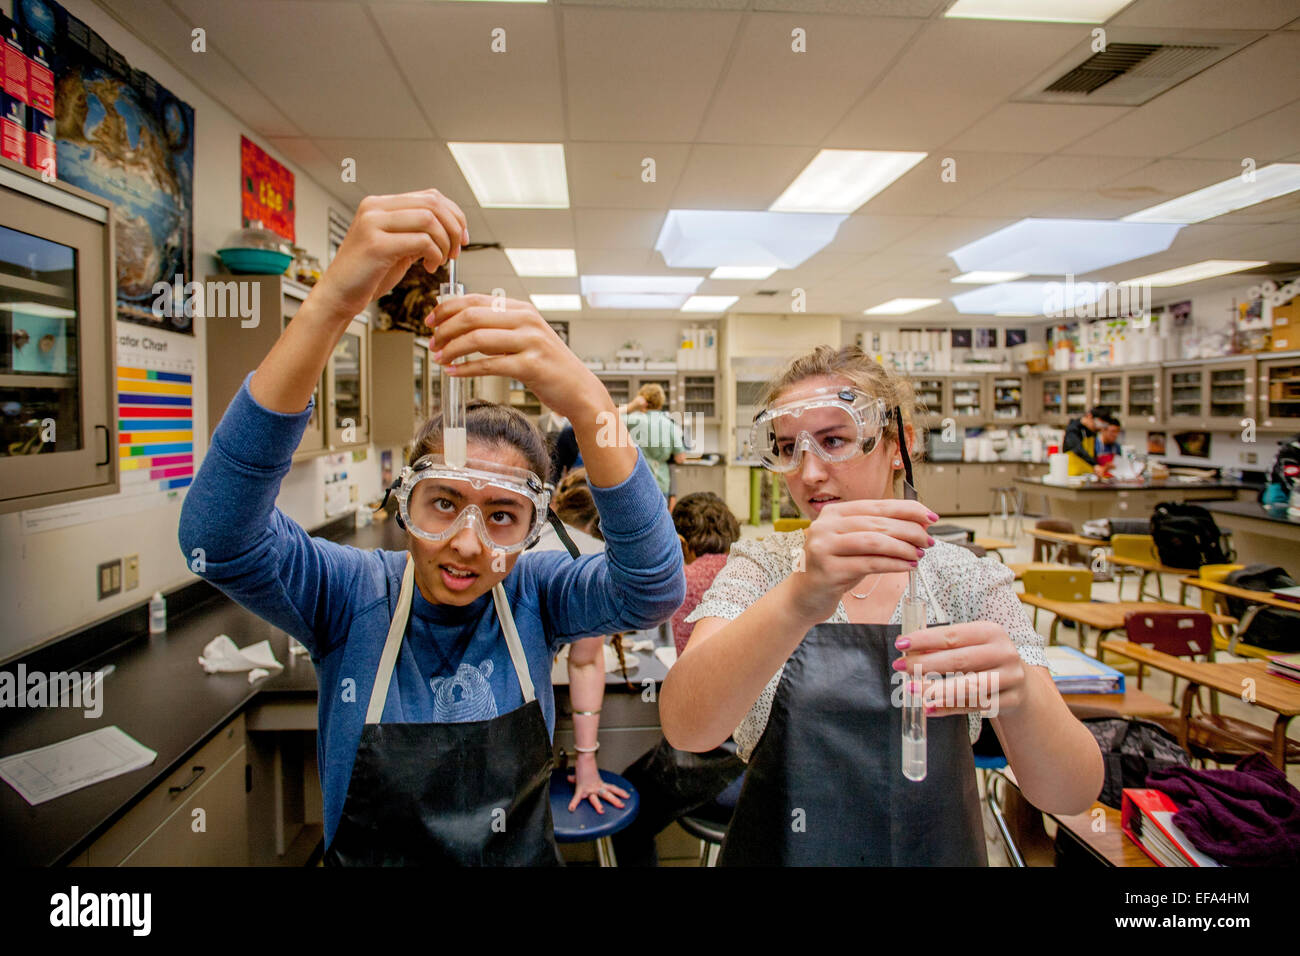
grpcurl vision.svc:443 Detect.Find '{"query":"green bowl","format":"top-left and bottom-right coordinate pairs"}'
top-left (217, 247), bottom-right (294, 275)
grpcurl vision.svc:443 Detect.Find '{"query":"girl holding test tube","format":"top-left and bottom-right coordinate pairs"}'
top-left (659, 345), bottom-right (1103, 866)
top-left (180, 189), bottom-right (683, 865)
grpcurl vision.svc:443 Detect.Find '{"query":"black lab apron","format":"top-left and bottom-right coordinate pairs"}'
top-left (325, 554), bottom-right (559, 866)
top-left (718, 621), bottom-right (987, 866)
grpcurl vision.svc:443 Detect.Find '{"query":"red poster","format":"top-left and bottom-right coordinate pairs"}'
top-left (241, 135), bottom-right (294, 242)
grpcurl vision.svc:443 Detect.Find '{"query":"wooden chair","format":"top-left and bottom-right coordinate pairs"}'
top-left (1021, 568), bottom-right (1091, 643)
top-left (1124, 610), bottom-right (1300, 768)
top-left (1109, 533), bottom-right (1157, 601)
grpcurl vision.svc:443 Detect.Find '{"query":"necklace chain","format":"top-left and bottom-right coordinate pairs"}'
top-left (849, 574), bottom-right (885, 601)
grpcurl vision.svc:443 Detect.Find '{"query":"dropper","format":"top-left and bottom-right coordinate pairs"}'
top-left (439, 256), bottom-right (467, 468)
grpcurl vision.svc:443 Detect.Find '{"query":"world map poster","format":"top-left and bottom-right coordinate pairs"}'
top-left (15, 0), bottom-right (196, 335)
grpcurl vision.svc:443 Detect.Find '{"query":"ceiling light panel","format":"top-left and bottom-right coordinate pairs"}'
top-left (448, 142), bottom-right (569, 209)
top-left (948, 218), bottom-right (1182, 275)
top-left (504, 248), bottom-right (577, 277)
top-left (769, 150), bottom-right (927, 215)
top-left (1122, 164), bottom-right (1300, 224)
top-left (655, 210), bottom-right (847, 269)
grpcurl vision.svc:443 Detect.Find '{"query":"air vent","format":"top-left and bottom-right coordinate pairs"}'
top-left (1014, 30), bottom-right (1256, 107)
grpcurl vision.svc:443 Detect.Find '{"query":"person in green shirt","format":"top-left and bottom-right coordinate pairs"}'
top-left (621, 383), bottom-right (686, 504)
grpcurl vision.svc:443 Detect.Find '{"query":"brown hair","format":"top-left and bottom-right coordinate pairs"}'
top-left (637, 383), bottom-right (666, 410)
top-left (553, 468), bottom-right (601, 540)
top-left (759, 345), bottom-right (925, 495)
top-left (672, 492), bottom-right (740, 557)
top-left (410, 399), bottom-right (550, 481)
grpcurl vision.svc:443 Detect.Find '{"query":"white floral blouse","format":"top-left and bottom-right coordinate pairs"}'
top-left (683, 533), bottom-right (1049, 762)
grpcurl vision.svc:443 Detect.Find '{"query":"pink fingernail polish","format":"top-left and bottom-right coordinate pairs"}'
top-left (909, 560), bottom-right (918, 567)
top-left (916, 547), bottom-right (925, 557)
top-left (926, 511), bottom-right (939, 522)
top-left (927, 537), bottom-right (935, 546)
top-left (891, 658), bottom-right (906, 671)
top-left (431, 349), bottom-right (442, 361)
top-left (895, 637), bottom-right (911, 650)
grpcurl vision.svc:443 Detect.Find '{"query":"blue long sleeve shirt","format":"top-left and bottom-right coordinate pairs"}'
top-left (179, 375), bottom-right (685, 846)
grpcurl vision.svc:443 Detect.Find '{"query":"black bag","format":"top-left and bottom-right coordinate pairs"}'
top-left (1224, 564), bottom-right (1300, 652)
top-left (1081, 717), bottom-right (1192, 809)
top-left (1262, 434), bottom-right (1300, 502)
top-left (1150, 502), bottom-right (1233, 569)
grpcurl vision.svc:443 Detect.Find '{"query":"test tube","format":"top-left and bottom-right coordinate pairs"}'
top-left (438, 257), bottom-right (467, 468)
top-left (900, 568), bottom-right (927, 782)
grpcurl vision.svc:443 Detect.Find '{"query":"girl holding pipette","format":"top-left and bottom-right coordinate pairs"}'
top-left (180, 189), bottom-right (683, 865)
top-left (659, 345), bottom-right (1102, 865)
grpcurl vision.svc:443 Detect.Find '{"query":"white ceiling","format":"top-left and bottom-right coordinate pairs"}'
top-left (97, 0), bottom-right (1300, 322)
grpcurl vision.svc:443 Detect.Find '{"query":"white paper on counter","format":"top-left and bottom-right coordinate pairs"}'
top-left (0, 726), bottom-right (157, 806)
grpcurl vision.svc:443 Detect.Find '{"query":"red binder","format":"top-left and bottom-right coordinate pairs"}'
top-left (1120, 789), bottom-right (1221, 867)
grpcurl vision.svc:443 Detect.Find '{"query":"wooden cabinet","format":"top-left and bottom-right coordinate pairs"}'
top-left (87, 715), bottom-right (248, 866)
top-left (913, 376), bottom-right (946, 426)
top-left (917, 462), bottom-right (959, 513)
top-left (325, 315), bottom-right (370, 449)
top-left (1123, 368), bottom-right (1161, 425)
top-left (206, 275), bottom-right (331, 461)
top-left (1063, 373), bottom-right (1091, 422)
top-left (1038, 374), bottom-right (1066, 424)
top-left (1092, 370), bottom-right (1124, 415)
top-left (1164, 364), bottom-right (1204, 426)
top-left (370, 330), bottom-right (429, 448)
top-left (1205, 361), bottom-right (1253, 429)
top-left (0, 160), bottom-right (118, 514)
top-left (1258, 356), bottom-right (1300, 430)
top-left (948, 375), bottom-right (986, 426)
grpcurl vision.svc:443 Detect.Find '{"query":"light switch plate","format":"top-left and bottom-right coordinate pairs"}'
top-left (98, 559), bottom-right (121, 599)
top-left (124, 554), bottom-right (139, 590)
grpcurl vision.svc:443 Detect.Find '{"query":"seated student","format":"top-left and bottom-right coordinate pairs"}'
top-left (1065, 406), bottom-right (1111, 477)
top-left (670, 492), bottom-right (742, 656)
top-left (1095, 417), bottom-right (1123, 471)
top-left (660, 344), bottom-right (1103, 865)
top-left (179, 188), bottom-right (683, 865)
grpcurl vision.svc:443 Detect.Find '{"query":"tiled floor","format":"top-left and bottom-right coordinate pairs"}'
top-left (739, 513), bottom-right (1300, 866)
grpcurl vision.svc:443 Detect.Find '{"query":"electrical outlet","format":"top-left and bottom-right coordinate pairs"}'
top-left (124, 554), bottom-right (139, 590)
top-left (97, 559), bottom-right (122, 599)
top-left (349, 484), bottom-right (359, 502)
top-left (1242, 451), bottom-right (1258, 465)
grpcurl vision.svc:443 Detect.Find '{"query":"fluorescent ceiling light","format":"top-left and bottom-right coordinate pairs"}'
top-left (951, 281), bottom-right (1100, 316)
top-left (710, 265), bottom-right (777, 280)
top-left (944, 0), bottom-right (1133, 23)
top-left (681, 296), bottom-right (739, 313)
top-left (948, 218), bottom-right (1181, 275)
top-left (447, 142), bottom-right (568, 209)
top-left (769, 149), bottom-right (927, 214)
top-left (951, 270), bottom-right (1027, 284)
top-left (580, 275), bottom-right (702, 310)
top-left (1122, 164), bottom-right (1300, 224)
top-left (1121, 260), bottom-right (1269, 287)
top-left (864, 298), bottom-right (941, 315)
top-left (529, 294), bottom-right (581, 311)
top-left (655, 210), bottom-right (847, 269)
top-left (504, 248), bottom-right (576, 277)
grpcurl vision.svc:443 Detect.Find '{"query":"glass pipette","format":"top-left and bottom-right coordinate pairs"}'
top-left (438, 257), bottom-right (467, 468)
top-left (900, 471), bottom-right (927, 783)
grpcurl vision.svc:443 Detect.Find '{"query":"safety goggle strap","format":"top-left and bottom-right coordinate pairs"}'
top-left (896, 405), bottom-right (917, 500)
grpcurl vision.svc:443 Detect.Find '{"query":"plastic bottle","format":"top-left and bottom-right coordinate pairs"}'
top-left (149, 591), bottom-right (167, 635)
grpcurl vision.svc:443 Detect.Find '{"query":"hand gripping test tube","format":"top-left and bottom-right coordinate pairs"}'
top-left (438, 257), bottom-right (467, 468)
top-left (900, 567), bottom-right (927, 782)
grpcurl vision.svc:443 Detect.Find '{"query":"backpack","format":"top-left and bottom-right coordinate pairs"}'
top-left (1269, 435), bottom-right (1300, 496)
top-left (1081, 717), bottom-right (1192, 809)
top-left (1150, 502), bottom-right (1233, 569)
top-left (1223, 564), bottom-right (1300, 652)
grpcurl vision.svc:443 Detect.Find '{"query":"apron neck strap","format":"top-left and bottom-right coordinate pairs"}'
top-left (365, 553), bottom-right (536, 724)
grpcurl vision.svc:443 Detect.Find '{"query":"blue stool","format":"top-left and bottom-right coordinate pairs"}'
top-left (549, 768), bottom-right (640, 867)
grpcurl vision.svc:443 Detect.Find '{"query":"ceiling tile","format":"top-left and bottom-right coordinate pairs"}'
top-left (481, 209), bottom-right (576, 247)
top-left (1176, 100), bottom-right (1300, 161)
top-left (172, 0), bottom-right (434, 139)
top-left (669, 144), bottom-right (818, 207)
top-left (944, 103), bottom-right (1131, 154)
top-left (829, 215), bottom-right (936, 252)
top-left (562, 7), bottom-right (743, 141)
top-left (567, 143), bottom-right (691, 209)
top-left (859, 152), bottom-right (1043, 215)
top-left (574, 208), bottom-right (668, 249)
top-left (1111, 0), bottom-right (1300, 30)
top-left (1013, 155), bottom-right (1151, 190)
top-left (369, 2), bottom-right (566, 140)
top-left (697, 14), bottom-right (922, 145)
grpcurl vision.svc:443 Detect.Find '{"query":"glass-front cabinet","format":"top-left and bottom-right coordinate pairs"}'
top-left (1092, 372), bottom-right (1124, 415)
top-left (1064, 374), bottom-right (1090, 421)
top-left (913, 376), bottom-right (945, 425)
top-left (1124, 368), bottom-right (1160, 425)
top-left (0, 162), bottom-right (116, 514)
top-left (1259, 357), bottom-right (1300, 430)
top-left (948, 376), bottom-right (985, 425)
top-left (1164, 366), bottom-right (1205, 425)
top-left (1039, 374), bottom-right (1065, 423)
top-left (326, 315), bottom-right (370, 449)
top-left (990, 374), bottom-right (1027, 423)
top-left (1205, 361), bottom-right (1252, 428)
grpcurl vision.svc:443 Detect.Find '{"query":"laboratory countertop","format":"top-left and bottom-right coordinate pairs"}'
top-left (1014, 476), bottom-right (1251, 493)
top-left (0, 514), bottom-right (666, 868)
top-left (1206, 498), bottom-right (1300, 526)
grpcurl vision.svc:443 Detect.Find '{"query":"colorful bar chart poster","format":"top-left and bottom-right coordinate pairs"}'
top-left (117, 365), bottom-right (194, 494)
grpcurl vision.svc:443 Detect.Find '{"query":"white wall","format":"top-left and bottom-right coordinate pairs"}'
top-left (0, 0), bottom-right (377, 659)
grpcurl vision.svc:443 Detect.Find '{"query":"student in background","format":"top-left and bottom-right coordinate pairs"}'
top-left (1065, 406), bottom-right (1111, 477)
top-left (670, 492), bottom-right (742, 656)
top-left (620, 384), bottom-right (687, 506)
top-left (1095, 417), bottom-right (1123, 476)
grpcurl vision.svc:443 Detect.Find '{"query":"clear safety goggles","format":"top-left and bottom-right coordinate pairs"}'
top-left (393, 455), bottom-right (551, 555)
top-left (750, 387), bottom-right (889, 474)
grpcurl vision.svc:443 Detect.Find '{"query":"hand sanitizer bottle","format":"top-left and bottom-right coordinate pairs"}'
top-left (149, 591), bottom-right (167, 635)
